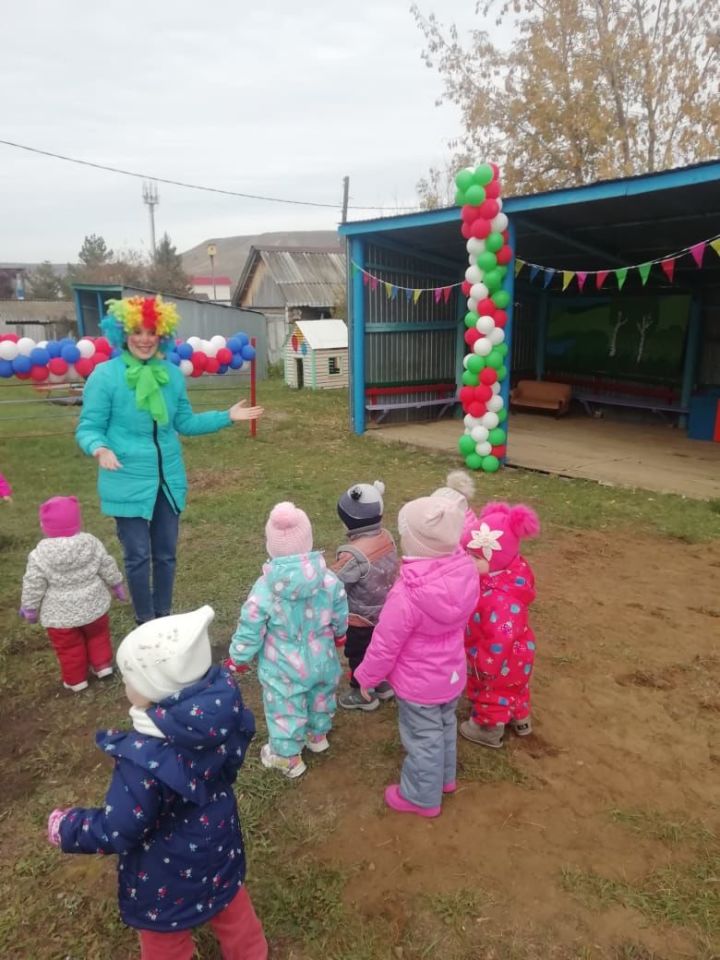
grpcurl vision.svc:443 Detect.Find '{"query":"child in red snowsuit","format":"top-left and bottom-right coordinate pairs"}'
top-left (459, 501), bottom-right (540, 749)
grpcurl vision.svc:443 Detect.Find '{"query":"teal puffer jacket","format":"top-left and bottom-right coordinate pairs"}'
top-left (76, 357), bottom-right (232, 520)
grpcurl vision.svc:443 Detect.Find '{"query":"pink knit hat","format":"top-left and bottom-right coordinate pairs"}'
top-left (398, 496), bottom-right (464, 558)
top-left (39, 496), bottom-right (82, 538)
top-left (466, 502), bottom-right (540, 572)
top-left (265, 501), bottom-right (313, 558)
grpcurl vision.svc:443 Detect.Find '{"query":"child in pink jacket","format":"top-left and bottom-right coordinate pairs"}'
top-left (0, 470), bottom-right (12, 502)
top-left (460, 502), bottom-right (540, 749)
top-left (354, 496), bottom-right (479, 818)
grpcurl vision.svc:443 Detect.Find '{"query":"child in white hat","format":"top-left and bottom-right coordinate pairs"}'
top-left (46, 606), bottom-right (267, 959)
top-left (228, 502), bottom-right (349, 779)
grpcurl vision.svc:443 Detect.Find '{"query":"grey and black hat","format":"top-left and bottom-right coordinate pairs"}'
top-left (337, 481), bottom-right (385, 531)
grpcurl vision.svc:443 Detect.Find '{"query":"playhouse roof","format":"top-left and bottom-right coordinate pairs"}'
top-left (234, 246), bottom-right (345, 308)
top-left (295, 319), bottom-right (348, 350)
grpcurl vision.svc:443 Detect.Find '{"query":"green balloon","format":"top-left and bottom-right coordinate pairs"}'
top-left (498, 265), bottom-right (508, 279)
top-left (458, 434), bottom-right (476, 456)
top-left (476, 251), bottom-right (497, 272)
top-left (482, 455), bottom-right (501, 473)
top-left (454, 189), bottom-right (466, 206)
top-left (497, 365), bottom-right (508, 380)
top-left (498, 408), bottom-right (508, 423)
top-left (464, 183), bottom-right (486, 206)
top-left (462, 370), bottom-right (479, 387)
top-left (464, 311), bottom-right (479, 329)
top-left (465, 452), bottom-right (484, 470)
top-left (484, 269), bottom-right (502, 292)
top-left (455, 169), bottom-right (475, 192)
top-left (498, 343), bottom-right (509, 357)
top-left (486, 232), bottom-right (504, 253)
top-left (486, 350), bottom-right (503, 369)
top-left (488, 427), bottom-right (506, 446)
top-left (467, 354), bottom-right (485, 373)
top-left (474, 164), bottom-right (494, 186)
top-left (493, 290), bottom-right (510, 309)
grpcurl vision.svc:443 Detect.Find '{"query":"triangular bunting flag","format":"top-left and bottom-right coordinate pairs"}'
top-left (434, 287), bottom-right (442, 303)
top-left (514, 259), bottom-right (524, 277)
top-left (362, 272), bottom-right (370, 287)
top-left (638, 263), bottom-right (652, 286)
top-left (690, 242), bottom-right (706, 267)
top-left (529, 266), bottom-right (540, 283)
top-left (384, 282), bottom-right (393, 299)
top-left (370, 277), bottom-right (379, 291)
top-left (615, 268), bottom-right (628, 290)
top-left (413, 289), bottom-right (422, 304)
top-left (596, 270), bottom-right (609, 290)
top-left (660, 258), bottom-right (675, 283)
top-left (710, 238), bottom-right (720, 258)
top-left (542, 268), bottom-right (555, 289)
top-left (562, 270), bottom-right (575, 291)
top-left (577, 271), bottom-right (588, 292)
top-left (391, 285), bottom-right (398, 300)
top-left (405, 288), bottom-right (413, 302)
top-left (443, 286), bottom-right (452, 303)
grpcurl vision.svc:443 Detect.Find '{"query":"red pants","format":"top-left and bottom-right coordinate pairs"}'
top-left (138, 886), bottom-right (267, 960)
top-left (46, 613), bottom-right (112, 687)
top-left (466, 673), bottom-right (531, 726)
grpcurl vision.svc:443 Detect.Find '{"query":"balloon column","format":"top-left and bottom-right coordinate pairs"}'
top-left (455, 163), bottom-right (512, 473)
top-left (0, 333), bottom-right (255, 382)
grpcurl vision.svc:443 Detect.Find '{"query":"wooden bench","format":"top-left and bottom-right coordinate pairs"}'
top-left (510, 380), bottom-right (571, 416)
top-left (365, 384), bottom-right (457, 425)
top-left (574, 390), bottom-right (687, 420)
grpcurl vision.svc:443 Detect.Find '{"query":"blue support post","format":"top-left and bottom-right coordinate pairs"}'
top-left (350, 237), bottom-right (366, 435)
top-left (535, 291), bottom-right (549, 381)
top-left (455, 293), bottom-right (466, 408)
top-left (500, 219), bottom-right (516, 460)
top-left (679, 295), bottom-right (702, 430)
top-left (73, 288), bottom-right (84, 336)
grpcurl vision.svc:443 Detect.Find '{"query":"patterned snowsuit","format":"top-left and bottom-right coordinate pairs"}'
top-left (230, 552), bottom-right (348, 757)
top-left (465, 555), bottom-right (537, 727)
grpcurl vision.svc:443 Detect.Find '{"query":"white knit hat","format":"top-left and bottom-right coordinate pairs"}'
top-left (116, 605), bottom-right (214, 703)
top-left (398, 496), bottom-right (465, 558)
top-left (432, 470), bottom-right (476, 512)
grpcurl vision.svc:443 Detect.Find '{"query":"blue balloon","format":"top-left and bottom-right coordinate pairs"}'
top-left (12, 355), bottom-right (32, 374)
top-left (226, 337), bottom-right (241, 353)
top-left (0, 359), bottom-right (13, 378)
top-left (217, 363), bottom-right (228, 375)
top-left (168, 351), bottom-right (180, 365)
top-left (177, 343), bottom-right (193, 360)
top-left (30, 347), bottom-right (50, 366)
top-left (46, 341), bottom-right (62, 358)
top-left (58, 338), bottom-right (74, 351)
top-left (229, 353), bottom-right (244, 370)
top-left (61, 344), bottom-right (81, 364)
top-left (240, 344), bottom-right (256, 361)
top-left (236, 332), bottom-right (249, 347)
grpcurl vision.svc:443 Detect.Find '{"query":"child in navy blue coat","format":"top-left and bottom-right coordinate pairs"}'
top-left (47, 605), bottom-right (268, 960)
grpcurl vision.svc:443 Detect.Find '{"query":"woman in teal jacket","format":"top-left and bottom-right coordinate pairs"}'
top-left (76, 296), bottom-right (262, 623)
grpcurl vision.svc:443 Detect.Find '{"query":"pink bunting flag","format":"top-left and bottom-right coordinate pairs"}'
top-left (434, 287), bottom-right (442, 303)
top-left (362, 272), bottom-right (370, 287)
top-left (576, 271), bottom-right (588, 292)
top-left (443, 286), bottom-right (452, 303)
top-left (596, 271), bottom-right (609, 290)
top-left (690, 242), bottom-right (706, 268)
top-left (660, 258), bottom-right (675, 283)
top-left (370, 277), bottom-right (379, 291)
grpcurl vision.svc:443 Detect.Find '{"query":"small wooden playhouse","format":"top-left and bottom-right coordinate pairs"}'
top-left (284, 319), bottom-right (348, 389)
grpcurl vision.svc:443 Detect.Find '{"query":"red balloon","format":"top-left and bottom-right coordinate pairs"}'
top-left (461, 222), bottom-right (473, 240)
top-left (460, 386), bottom-right (475, 406)
top-left (30, 365), bottom-right (49, 382)
top-left (461, 281), bottom-right (472, 297)
top-left (479, 199), bottom-right (500, 219)
top-left (15, 371), bottom-right (31, 380)
top-left (471, 218), bottom-right (491, 239)
top-left (74, 357), bottom-right (95, 378)
top-left (474, 384), bottom-right (492, 402)
top-left (496, 245), bottom-right (513, 266)
top-left (190, 368), bottom-right (203, 378)
top-left (492, 445), bottom-right (507, 458)
top-left (2, 333), bottom-right (19, 343)
top-left (484, 180), bottom-right (501, 199)
top-left (216, 347), bottom-right (232, 365)
top-left (205, 357), bottom-right (220, 374)
top-left (464, 328), bottom-right (480, 347)
top-left (94, 337), bottom-right (111, 355)
top-left (489, 162), bottom-right (500, 177)
top-left (48, 357), bottom-right (69, 376)
top-left (480, 368), bottom-right (498, 385)
top-left (494, 310), bottom-right (508, 328)
top-left (468, 401), bottom-right (485, 418)
top-left (192, 351), bottom-right (208, 370)
top-left (461, 204), bottom-right (479, 224)
top-left (477, 298), bottom-right (496, 316)
top-left (94, 351), bottom-right (110, 365)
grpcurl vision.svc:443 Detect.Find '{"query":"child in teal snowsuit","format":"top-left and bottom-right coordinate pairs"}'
top-left (228, 502), bottom-right (348, 779)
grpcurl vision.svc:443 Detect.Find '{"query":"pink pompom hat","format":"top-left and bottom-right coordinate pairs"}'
top-left (466, 501), bottom-right (539, 572)
top-left (265, 501), bottom-right (313, 558)
top-left (39, 496), bottom-right (82, 538)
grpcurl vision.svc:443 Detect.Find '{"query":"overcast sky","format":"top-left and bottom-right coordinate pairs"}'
top-left (1, 0), bottom-right (512, 262)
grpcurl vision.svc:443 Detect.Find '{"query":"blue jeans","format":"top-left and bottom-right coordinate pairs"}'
top-left (115, 491), bottom-right (180, 624)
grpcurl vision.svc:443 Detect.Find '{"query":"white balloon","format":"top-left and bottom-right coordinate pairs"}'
top-left (471, 425), bottom-right (489, 443)
top-left (466, 238), bottom-right (484, 256)
top-left (463, 414), bottom-right (480, 429)
top-left (210, 335), bottom-right (226, 352)
top-left (491, 381), bottom-right (502, 395)
top-left (481, 412), bottom-right (500, 430)
top-left (186, 336), bottom-right (202, 350)
top-left (488, 327), bottom-right (506, 345)
top-left (496, 199), bottom-right (503, 212)
top-left (200, 339), bottom-right (213, 356)
top-left (487, 395), bottom-right (504, 413)
top-left (179, 359), bottom-right (194, 376)
top-left (475, 441), bottom-right (492, 457)
top-left (77, 338), bottom-right (96, 358)
top-left (16, 337), bottom-right (35, 356)
top-left (462, 355), bottom-right (471, 370)
top-left (467, 297), bottom-right (479, 313)
top-left (470, 283), bottom-right (489, 302)
top-left (473, 337), bottom-right (493, 357)
top-left (475, 315), bottom-right (496, 335)
top-left (37, 340), bottom-right (48, 349)
top-left (491, 212), bottom-right (509, 233)
top-left (0, 340), bottom-right (19, 361)
top-left (465, 266), bottom-right (483, 285)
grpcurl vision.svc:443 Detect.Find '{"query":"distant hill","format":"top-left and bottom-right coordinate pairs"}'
top-left (180, 230), bottom-right (341, 290)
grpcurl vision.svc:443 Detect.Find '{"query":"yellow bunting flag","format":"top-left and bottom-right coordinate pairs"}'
top-left (384, 282), bottom-right (393, 299)
top-left (514, 258), bottom-right (525, 277)
top-left (562, 270), bottom-right (575, 291)
top-left (413, 289), bottom-right (422, 304)
top-left (711, 238), bottom-right (720, 258)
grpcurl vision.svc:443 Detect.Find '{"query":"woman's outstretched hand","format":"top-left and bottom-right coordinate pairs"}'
top-left (229, 399), bottom-right (264, 423)
top-left (93, 447), bottom-right (122, 471)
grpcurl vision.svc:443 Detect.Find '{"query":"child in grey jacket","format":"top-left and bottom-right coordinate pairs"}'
top-left (20, 496), bottom-right (126, 692)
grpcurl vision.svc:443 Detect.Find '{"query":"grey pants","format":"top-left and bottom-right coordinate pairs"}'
top-left (397, 697), bottom-right (459, 809)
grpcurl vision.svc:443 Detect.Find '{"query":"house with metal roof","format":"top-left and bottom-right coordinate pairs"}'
top-left (284, 319), bottom-right (348, 390)
top-left (233, 246), bottom-right (346, 364)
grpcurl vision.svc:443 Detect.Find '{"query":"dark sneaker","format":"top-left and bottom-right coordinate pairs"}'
top-left (338, 687), bottom-right (380, 711)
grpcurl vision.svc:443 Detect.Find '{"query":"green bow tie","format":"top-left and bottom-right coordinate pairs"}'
top-left (123, 351), bottom-right (170, 425)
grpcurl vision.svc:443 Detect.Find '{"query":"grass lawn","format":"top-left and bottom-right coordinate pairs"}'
top-left (1, 378), bottom-right (719, 959)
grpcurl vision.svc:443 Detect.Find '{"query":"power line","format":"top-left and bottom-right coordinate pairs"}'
top-left (0, 138), bottom-right (417, 213)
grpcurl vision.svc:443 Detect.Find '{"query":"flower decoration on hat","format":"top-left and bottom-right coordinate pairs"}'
top-left (467, 522), bottom-right (503, 561)
top-left (101, 296), bottom-right (180, 349)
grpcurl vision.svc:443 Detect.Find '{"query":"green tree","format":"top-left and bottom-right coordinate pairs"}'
top-left (78, 234), bottom-right (114, 268)
top-left (67, 235), bottom-right (147, 288)
top-left (145, 233), bottom-right (192, 296)
top-left (412, 0), bottom-right (720, 201)
top-left (26, 261), bottom-right (64, 300)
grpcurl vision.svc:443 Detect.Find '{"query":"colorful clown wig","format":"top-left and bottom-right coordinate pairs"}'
top-left (101, 296), bottom-right (180, 351)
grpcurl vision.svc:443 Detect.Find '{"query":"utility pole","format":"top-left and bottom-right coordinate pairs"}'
top-left (207, 243), bottom-right (217, 301)
top-left (341, 176), bottom-right (350, 223)
top-left (143, 181), bottom-right (159, 256)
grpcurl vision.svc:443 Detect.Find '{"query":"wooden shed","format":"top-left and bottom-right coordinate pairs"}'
top-left (284, 319), bottom-right (348, 390)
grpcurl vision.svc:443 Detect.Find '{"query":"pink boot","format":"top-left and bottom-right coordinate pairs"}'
top-left (384, 784), bottom-right (441, 818)
top-left (443, 781), bottom-right (457, 794)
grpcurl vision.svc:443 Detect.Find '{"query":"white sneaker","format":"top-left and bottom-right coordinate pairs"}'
top-left (92, 666), bottom-right (114, 679)
top-left (63, 680), bottom-right (89, 693)
top-left (305, 733), bottom-right (329, 753)
top-left (260, 743), bottom-right (306, 779)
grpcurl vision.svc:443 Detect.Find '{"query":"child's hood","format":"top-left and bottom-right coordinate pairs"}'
top-left (401, 550), bottom-right (479, 627)
top-left (96, 666), bottom-right (255, 803)
top-left (32, 532), bottom-right (100, 573)
top-left (261, 550), bottom-right (330, 600)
